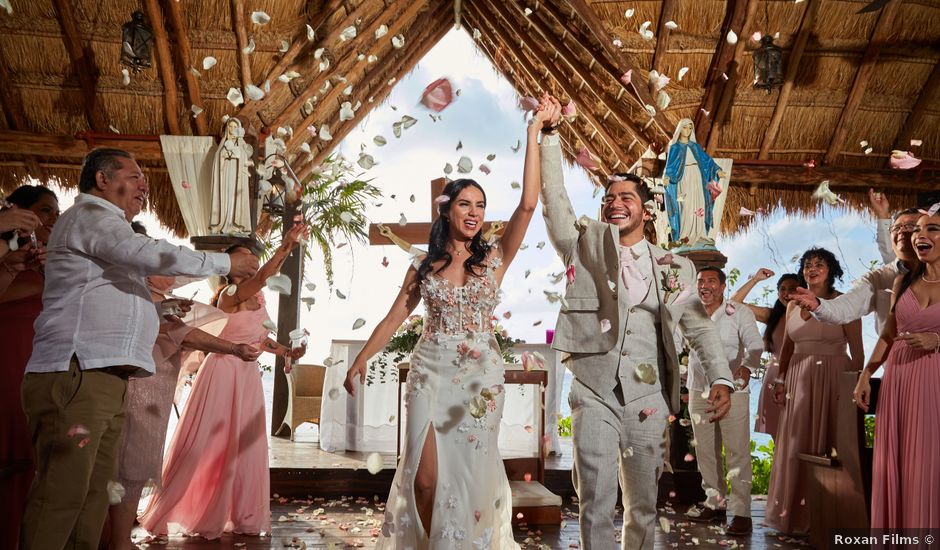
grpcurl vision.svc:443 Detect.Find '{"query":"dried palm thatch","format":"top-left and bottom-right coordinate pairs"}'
top-left (0, 0), bottom-right (936, 237)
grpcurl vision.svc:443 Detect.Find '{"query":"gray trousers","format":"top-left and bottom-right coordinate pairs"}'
top-left (570, 379), bottom-right (669, 550)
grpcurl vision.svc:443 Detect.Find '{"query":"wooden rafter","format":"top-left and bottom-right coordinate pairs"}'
top-left (297, 17), bottom-right (451, 178)
top-left (824, 0), bottom-right (902, 165)
top-left (565, 0), bottom-right (674, 143)
top-left (472, 0), bottom-right (631, 169)
top-left (501, 0), bottom-right (649, 152)
top-left (163, 0), bottom-right (208, 135)
top-left (259, 0), bottom-right (377, 130)
top-left (51, 0), bottom-right (108, 132)
top-left (231, 0), bottom-right (253, 97)
top-left (277, 0), bottom-right (416, 136)
top-left (704, 0), bottom-right (758, 154)
top-left (757, 0), bottom-right (820, 159)
top-left (0, 130), bottom-right (163, 160)
top-left (468, 22), bottom-right (607, 179)
top-left (142, 0), bottom-right (181, 135)
top-left (650, 0), bottom-right (676, 75)
top-left (890, 59), bottom-right (940, 164)
top-left (693, 0), bottom-right (750, 148)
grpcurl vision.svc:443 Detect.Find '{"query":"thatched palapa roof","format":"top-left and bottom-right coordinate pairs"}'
top-left (0, 0), bottom-right (937, 236)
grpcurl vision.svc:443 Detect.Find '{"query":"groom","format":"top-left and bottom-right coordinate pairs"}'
top-left (539, 132), bottom-right (734, 549)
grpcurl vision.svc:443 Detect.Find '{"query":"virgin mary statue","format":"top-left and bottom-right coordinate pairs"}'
top-left (662, 119), bottom-right (726, 246)
top-left (208, 118), bottom-right (253, 235)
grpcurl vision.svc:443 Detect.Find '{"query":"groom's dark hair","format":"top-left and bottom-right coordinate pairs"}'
top-left (603, 173), bottom-right (652, 205)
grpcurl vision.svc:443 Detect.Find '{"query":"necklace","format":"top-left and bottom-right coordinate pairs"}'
top-left (923, 273), bottom-right (940, 283)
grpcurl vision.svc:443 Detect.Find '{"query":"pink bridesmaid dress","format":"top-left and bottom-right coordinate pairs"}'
top-left (139, 295), bottom-right (271, 538)
top-left (754, 320), bottom-right (786, 439)
top-left (870, 288), bottom-right (940, 529)
top-left (765, 307), bottom-right (853, 534)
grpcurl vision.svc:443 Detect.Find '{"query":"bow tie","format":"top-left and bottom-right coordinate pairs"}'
top-left (620, 247), bottom-right (646, 305)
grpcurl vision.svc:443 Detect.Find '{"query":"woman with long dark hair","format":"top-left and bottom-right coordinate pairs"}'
top-left (765, 248), bottom-right (864, 535)
top-left (343, 96), bottom-right (560, 549)
top-left (0, 184), bottom-right (57, 549)
top-left (855, 211), bottom-right (940, 530)
top-left (732, 269), bottom-right (799, 439)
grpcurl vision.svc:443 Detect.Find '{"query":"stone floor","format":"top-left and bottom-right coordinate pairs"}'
top-left (130, 496), bottom-right (812, 549)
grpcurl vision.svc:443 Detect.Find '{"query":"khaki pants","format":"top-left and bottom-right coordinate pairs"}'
top-left (20, 358), bottom-right (128, 550)
top-left (689, 390), bottom-right (753, 518)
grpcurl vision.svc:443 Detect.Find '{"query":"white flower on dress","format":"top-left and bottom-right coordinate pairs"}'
top-left (440, 519), bottom-right (466, 542)
top-left (473, 527), bottom-right (494, 550)
top-left (447, 495), bottom-right (458, 508)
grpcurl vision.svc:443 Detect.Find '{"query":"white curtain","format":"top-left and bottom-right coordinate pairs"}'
top-left (320, 341), bottom-right (565, 458)
top-left (707, 158), bottom-right (734, 240)
top-left (160, 135), bottom-right (216, 237)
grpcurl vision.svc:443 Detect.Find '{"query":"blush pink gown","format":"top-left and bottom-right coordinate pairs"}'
top-left (870, 288), bottom-right (940, 529)
top-left (139, 296), bottom-right (271, 538)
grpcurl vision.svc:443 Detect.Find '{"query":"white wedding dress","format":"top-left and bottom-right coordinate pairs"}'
top-left (378, 251), bottom-right (518, 549)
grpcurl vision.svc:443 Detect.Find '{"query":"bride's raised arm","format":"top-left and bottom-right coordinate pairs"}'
top-left (495, 95), bottom-right (561, 275)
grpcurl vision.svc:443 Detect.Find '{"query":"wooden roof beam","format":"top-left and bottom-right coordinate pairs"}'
top-left (731, 160), bottom-right (937, 191)
top-left (693, 0), bottom-right (751, 148)
top-left (142, 0), bottom-right (181, 135)
top-left (704, 0), bottom-right (759, 154)
top-left (824, 0), bottom-right (902, 166)
top-left (564, 0), bottom-right (674, 142)
top-left (0, 130), bottom-right (163, 161)
top-left (296, 16), bottom-right (451, 178)
top-left (282, 0), bottom-right (428, 151)
top-left (757, 0), bottom-right (820, 159)
top-left (231, 0), bottom-right (254, 98)
top-left (472, 1), bottom-right (631, 170)
top-left (501, 0), bottom-right (649, 152)
top-left (650, 0), bottom-right (676, 75)
top-left (51, 0), bottom-right (108, 132)
top-left (888, 58), bottom-right (939, 166)
top-left (163, 0), bottom-right (208, 135)
top-left (256, 0), bottom-right (377, 130)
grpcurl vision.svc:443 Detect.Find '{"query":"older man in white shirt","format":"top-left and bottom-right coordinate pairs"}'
top-left (684, 266), bottom-right (764, 536)
top-left (791, 190), bottom-right (920, 333)
top-left (19, 148), bottom-right (260, 550)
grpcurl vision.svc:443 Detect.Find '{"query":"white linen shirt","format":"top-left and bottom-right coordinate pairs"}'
top-left (26, 193), bottom-right (231, 377)
top-left (686, 299), bottom-right (763, 394)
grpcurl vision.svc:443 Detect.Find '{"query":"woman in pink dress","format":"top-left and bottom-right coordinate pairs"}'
top-left (139, 224), bottom-right (307, 539)
top-left (733, 269), bottom-right (799, 440)
top-left (0, 185), bottom-right (57, 549)
top-left (855, 211), bottom-right (940, 530)
top-left (765, 248), bottom-right (864, 535)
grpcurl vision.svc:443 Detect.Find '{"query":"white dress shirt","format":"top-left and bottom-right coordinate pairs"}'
top-left (686, 299), bottom-right (763, 394)
top-left (27, 194), bottom-right (231, 377)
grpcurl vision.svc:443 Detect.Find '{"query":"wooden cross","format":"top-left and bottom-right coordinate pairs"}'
top-left (368, 177), bottom-right (505, 247)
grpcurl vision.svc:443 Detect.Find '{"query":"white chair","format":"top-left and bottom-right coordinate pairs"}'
top-left (276, 364), bottom-right (326, 441)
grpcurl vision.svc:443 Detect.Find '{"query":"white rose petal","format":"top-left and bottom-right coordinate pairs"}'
top-left (352, 318), bottom-right (366, 330)
top-left (107, 481), bottom-right (125, 505)
top-left (472, 28), bottom-right (481, 40)
top-left (226, 87), bottom-right (244, 107)
top-left (391, 34), bottom-right (405, 48)
top-left (457, 156), bottom-right (473, 173)
top-left (306, 24), bottom-right (315, 42)
top-left (366, 452), bottom-right (383, 474)
top-left (250, 11), bottom-right (270, 25)
top-left (399, 213), bottom-right (407, 226)
top-left (339, 101), bottom-right (355, 121)
top-left (202, 56), bottom-right (217, 70)
top-left (357, 153), bottom-right (375, 169)
top-left (375, 24), bottom-right (388, 39)
top-left (121, 68), bottom-right (130, 86)
top-left (678, 67), bottom-right (689, 81)
top-left (726, 29), bottom-right (738, 44)
top-left (245, 84), bottom-right (265, 101)
top-left (625, 8), bottom-right (635, 17)
top-left (242, 38), bottom-right (255, 54)
top-left (191, 104), bottom-right (203, 117)
top-left (339, 25), bottom-right (357, 41)
top-left (665, 20), bottom-right (678, 30)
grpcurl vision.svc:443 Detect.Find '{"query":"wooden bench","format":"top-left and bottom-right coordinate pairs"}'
top-left (799, 372), bottom-right (880, 549)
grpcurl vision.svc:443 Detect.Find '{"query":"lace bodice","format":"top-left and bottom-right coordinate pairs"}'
top-left (419, 257), bottom-right (502, 335)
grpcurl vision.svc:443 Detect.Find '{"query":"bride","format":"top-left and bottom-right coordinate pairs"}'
top-left (344, 95), bottom-right (561, 549)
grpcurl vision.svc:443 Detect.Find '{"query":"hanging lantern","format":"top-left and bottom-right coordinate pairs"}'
top-left (120, 11), bottom-right (154, 73)
top-left (752, 35), bottom-right (784, 93)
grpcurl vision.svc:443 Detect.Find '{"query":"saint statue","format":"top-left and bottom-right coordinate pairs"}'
top-left (208, 118), bottom-right (253, 235)
top-left (662, 119), bottom-right (727, 247)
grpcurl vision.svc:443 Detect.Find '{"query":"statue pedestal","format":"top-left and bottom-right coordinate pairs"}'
top-left (676, 247), bottom-right (728, 271)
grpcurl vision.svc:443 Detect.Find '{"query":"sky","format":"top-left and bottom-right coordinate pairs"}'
top-left (41, 29), bottom-right (888, 436)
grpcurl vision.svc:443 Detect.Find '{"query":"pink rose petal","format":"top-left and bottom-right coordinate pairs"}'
top-left (620, 70), bottom-right (632, 86)
top-left (519, 96), bottom-right (540, 112)
top-left (575, 147), bottom-right (598, 171)
top-left (725, 302), bottom-right (736, 315)
top-left (600, 318), bottom-right (611, 333)
top-left (684, 453), bottom-right (695, 462)
top-left (561, 101), bottom-right (577, 117)
top-left (565, 264), bottom-right (576, 284)
top-left (420, 77), bottom-right (454, 112)
top-left (655, 253), bottom-right (673, 265)
top-left (433, 194), bottom-right (450, 204)
top-left (68, 424), bottom-right (90, 437)
top-left (181, 180), bottom-right (191, 190)
top-left (707, 180), bottom-right (722, 200)
top-left (694, 207), bottom-right (705, 218)
top-left (889, 150), bottom-right (921, 170)
top-left (751, 31), bottom-right (763, 41)
top-left (474, 510), bottom-right (481, 522)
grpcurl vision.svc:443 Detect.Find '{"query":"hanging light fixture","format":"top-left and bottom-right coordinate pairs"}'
top-left (753, 35), bottom-right (784, 93)
top-left (120, 11), bottom-right (154, 73)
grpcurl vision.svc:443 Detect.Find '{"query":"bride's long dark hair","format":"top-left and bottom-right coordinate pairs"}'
top-left (416, 178), bottom-right (492, 282)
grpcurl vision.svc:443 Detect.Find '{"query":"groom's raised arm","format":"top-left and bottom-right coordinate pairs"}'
top-left (540, 133), bottom-right (579, 260)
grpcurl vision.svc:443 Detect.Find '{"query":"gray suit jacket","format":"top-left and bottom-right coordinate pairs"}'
top-left (539, 136), bottom-right (731, 413)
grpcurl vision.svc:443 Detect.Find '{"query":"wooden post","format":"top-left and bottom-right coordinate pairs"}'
top-left (271, 202), bottom-right (303, 436)
top-left (142, 0), bottom-right (182, 135)
top-left (163, 0), bottom-right (209, 135)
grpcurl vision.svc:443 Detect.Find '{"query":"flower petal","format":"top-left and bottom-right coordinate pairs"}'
top-left (250, 11), bottom-right (270, 25)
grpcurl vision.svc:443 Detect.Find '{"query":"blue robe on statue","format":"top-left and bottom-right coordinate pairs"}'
top-left (663, 140), bottom-right (722, 242)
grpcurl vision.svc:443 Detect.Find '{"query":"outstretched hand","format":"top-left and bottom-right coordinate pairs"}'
top-left (282, 222), bottom-right (309, 249)
top-left (868, 188), bottom-right (890, 219)
top-left (705, 384), bottom-right (731, 422)
top-left (344, 362), bottom-right (367, 396)
top-left (789, 287), bottom-right (820, 312)
top-left (752, 268), bottom-right (775, 282)
top-left (532, 94), bottom-right (562, 130)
